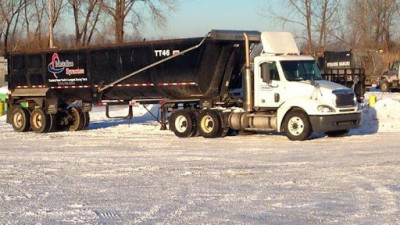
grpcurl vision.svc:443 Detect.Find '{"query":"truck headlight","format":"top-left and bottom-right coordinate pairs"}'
top-left (317, 105), bottom-right (336, 113)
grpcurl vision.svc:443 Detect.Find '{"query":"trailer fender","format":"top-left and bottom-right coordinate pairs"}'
top-left (276, 97), bottom-right (320, 132)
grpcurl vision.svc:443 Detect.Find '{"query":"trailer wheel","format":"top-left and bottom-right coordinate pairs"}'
top-left (11, 107), bottom-right (31, 132)
top-left (325, 130), bottom-right (349, 137)
top-left (380, 79), bottom-right (390, 92)
top-left (198, 110), bottom-right (223, 138)
top-left (169, 110), bottom-right (196, 138)
top-left (30, 108), bottom-right (51, 133)
top-left (68, 107), bottom-right (85, 131)
top-left (283, 109), bottom-right (312, 141)
top-left (48, 114), bottom-right (56, 132)
top-left (83, 112), bottom-right (90, 129)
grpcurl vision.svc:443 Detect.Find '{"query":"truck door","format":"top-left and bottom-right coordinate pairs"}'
top-left (255, 61), bottom-right (284, 108)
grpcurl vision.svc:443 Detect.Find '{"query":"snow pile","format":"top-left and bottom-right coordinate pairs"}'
top-left (357, 98), bottom-right (400, 134)
top-left (0, 86), bottom-right (7, 94)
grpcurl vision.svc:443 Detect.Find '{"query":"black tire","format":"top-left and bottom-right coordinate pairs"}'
top-left (48, 114), bottom-right (56, 132)
top-left (169, 110), bottom-right (196, 138)
top-left (220, 128), bottom-right (230, 137)
top-left (283, 109), bottom-right (312, 141)
top-left (198, 110), bottom-right (223, 138)
top-left (11, 107), bottom-right (31, 132)
top-left (325, 130), bottom-right (349, 137)
top-left (30, 108), bottom-right (51, 133)
top-left (68, 107), bottom-right (85, 131)
top-left (380, 80), bottom-right (390, 92)
top-left (189, 109), bottom-right (200, 137)
top-left (83, 112), bottom-right (90, 129)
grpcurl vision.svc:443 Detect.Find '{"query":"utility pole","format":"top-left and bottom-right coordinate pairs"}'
top-left (49, 0), bottom-right (54, 48)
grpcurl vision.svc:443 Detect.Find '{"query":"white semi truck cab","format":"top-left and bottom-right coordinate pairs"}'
top-left (216, 32), bottom-right (361, 140)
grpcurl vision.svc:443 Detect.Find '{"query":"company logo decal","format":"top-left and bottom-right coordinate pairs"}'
top-left (48, 53), bottom-right (84, 78)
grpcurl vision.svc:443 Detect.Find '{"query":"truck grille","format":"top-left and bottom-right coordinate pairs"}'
top-left (333, 89), bottom-right (356, 107)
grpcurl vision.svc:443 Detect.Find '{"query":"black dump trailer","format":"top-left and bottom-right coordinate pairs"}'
top-left (6, 30), bottom-right (260, 133)
top-left (318, 51), bottom-right (369, 101)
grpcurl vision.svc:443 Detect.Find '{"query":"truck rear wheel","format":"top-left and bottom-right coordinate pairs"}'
top-left (169, 110), bottom-right (196, 138)
top-left (68, 107), bottom-right (85, 131)
top-left (11, 107), bottom-right (31, 132)
top-left (30, 108), bottom-right (51, 133)
top-left (380, 80), bottom-right (390, 92)
top-left (283, 110), bottom-right (312, 141)
top-left (198, 110), bottom-right (223, 138)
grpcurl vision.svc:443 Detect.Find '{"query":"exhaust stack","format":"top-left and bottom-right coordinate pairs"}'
top-left (243, 32), bottom-right (253, 112)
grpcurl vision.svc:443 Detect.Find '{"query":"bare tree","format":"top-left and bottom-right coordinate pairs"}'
top-left (315, 0), bottom-right (341, 52)
top-left (21, 0), bottom-right (48, 50)
top-left (45, 0), bottom-right (66, 47)
top-left (368, 0), bottom-right (398, 51)
top-left (0, 0), bottom-right (26, 53)
top-left (272, 0), bottom-right (342, 53)
top-left (67, 0), bottom-right (103, 46)
top-left (272, 0), bottom-right (316, 52)
top-left (346, 0), bottom-right (399, 51)
top-left (101, 0), bottom-right (176, 44)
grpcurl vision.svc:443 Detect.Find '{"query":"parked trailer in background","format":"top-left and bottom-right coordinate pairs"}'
top-left (318, 50), bottom-right (383, 86)
top-left (6, 30), bottom-right (361, 140)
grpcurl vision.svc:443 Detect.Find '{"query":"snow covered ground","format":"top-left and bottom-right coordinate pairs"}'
top-left (0, 92), bottom-right (399, 224)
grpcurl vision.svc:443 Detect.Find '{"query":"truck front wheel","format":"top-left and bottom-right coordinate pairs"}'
top-left (283, 110), bottom-right (312, 141)
top-left (169, 110), bottom-right (196, 138)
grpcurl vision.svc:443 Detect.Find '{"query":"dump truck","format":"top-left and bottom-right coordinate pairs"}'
top-left (5, 30), bottom-right (361, 140)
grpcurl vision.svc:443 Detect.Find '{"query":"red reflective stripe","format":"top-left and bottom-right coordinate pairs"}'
top-left (115, 83), bottom-right (154, 87)
top-left (157, 82), bottom-right (197, 86)
top-left (50, 85), bottom-right (92, 89)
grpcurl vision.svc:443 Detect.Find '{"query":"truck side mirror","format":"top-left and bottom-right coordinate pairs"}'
top-left (261, 63), bottom-right (271, 84)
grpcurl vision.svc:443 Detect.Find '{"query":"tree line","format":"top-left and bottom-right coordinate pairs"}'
top-left (275, 0), bottom-right (400, 54)
top-left (0, 0), bottom-right (175, 54)
top-left (1, 0), bottom-right (400, 55)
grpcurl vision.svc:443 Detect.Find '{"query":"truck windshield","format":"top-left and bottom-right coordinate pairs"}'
top-left (281, 60), bottom-right (322, 81)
